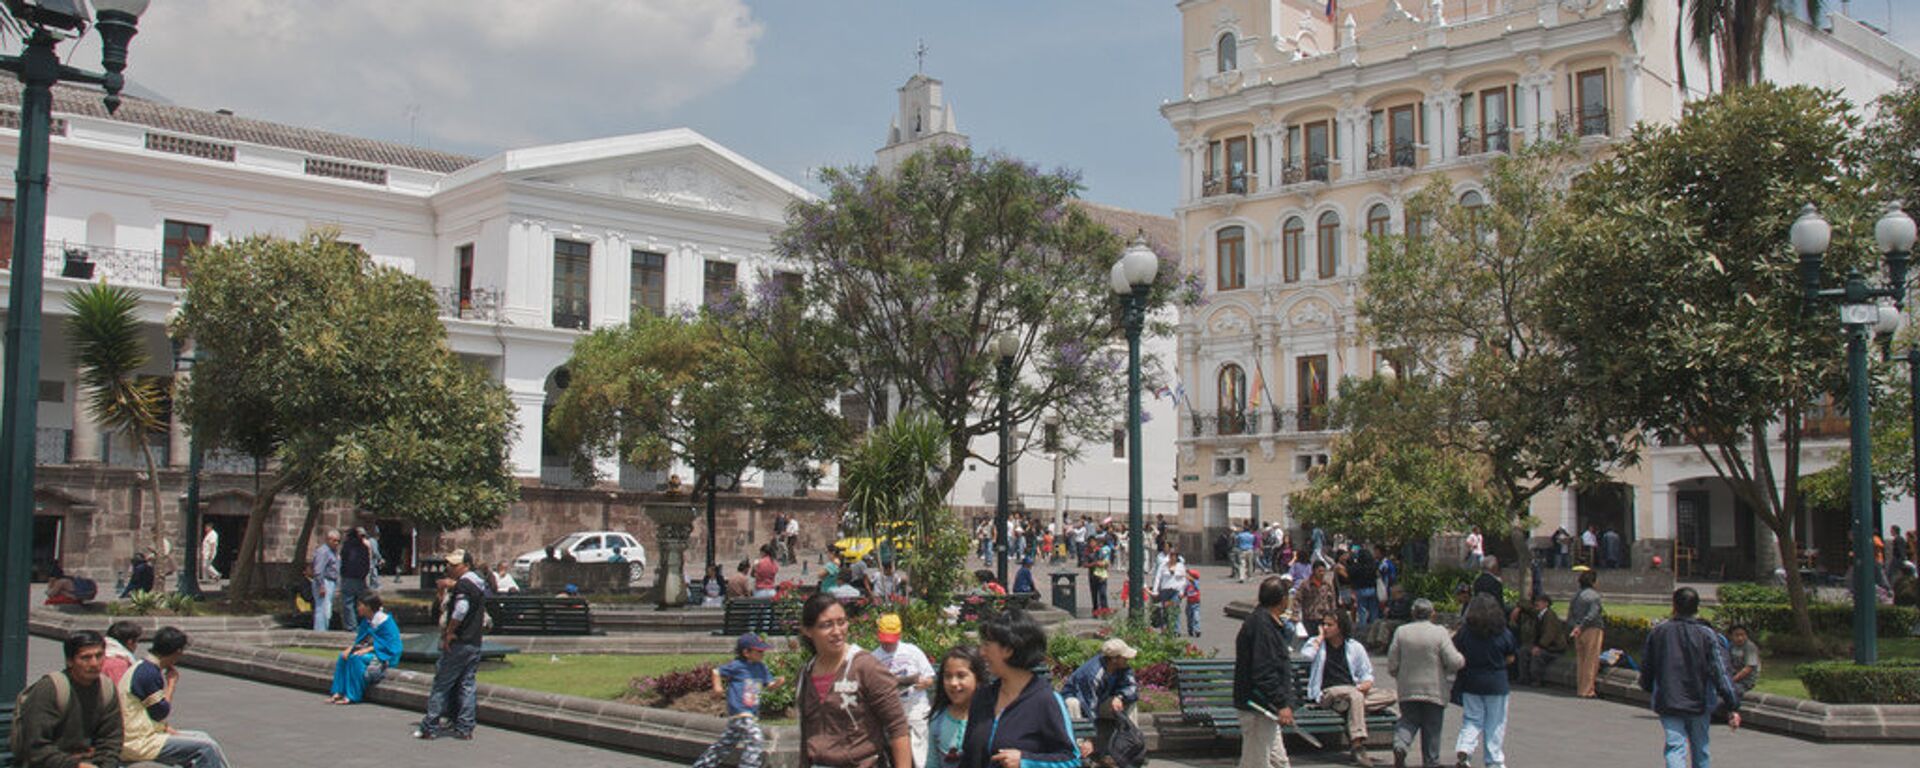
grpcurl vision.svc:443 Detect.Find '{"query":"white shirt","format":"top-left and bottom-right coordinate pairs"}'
top-left (870, 641), bottom-right (935, 711)
top-left (200, 529), bottom-right (218, 556)
top-left (1582, 530), bottom-right (1599, 548)
top-left (495, 571), bottom-right (520, 593)
top-left (1153, 559), bottom-right (1189, 593)
top-left (1465, 533), bottom-right (1484, 556)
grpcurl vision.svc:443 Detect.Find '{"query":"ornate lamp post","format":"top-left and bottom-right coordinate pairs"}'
top-left (994, 330), bottom-right (1018, 587)
top-left (1795, 202), bottom-right (1915, 665)
top-left (0, 1), bottom-right (149, 758)
top-left (1110, 237), bottom-right (1159, 617)
top-left (170, 330), bottom-right (206, 597)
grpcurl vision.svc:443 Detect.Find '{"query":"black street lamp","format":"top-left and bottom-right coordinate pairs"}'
top-left (0, 1), bottom-right (149, 759)
top-left (1110, 236), bottom-right (1159, 617)
top-left (994, 330), bottom-right (1018, 587)
top-left (170, 329), bottom-right (205, 598)
top-left (1794, 201), bottom-right (1916, 666)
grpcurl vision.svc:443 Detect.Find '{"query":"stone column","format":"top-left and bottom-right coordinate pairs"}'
top-left (1619, 54), bottom-right (1643, 131)
top-left (70, 383), bottom-right (100, 463)
top-left (646, 500), bottom-right (699, 609)
top-left (168, 381), bottom-right (188, 468)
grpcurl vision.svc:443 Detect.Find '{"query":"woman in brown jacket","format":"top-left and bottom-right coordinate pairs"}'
top-left (798, 592), bottom-right (913, 768)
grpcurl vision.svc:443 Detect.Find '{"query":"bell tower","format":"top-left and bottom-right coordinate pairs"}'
top-left (876, 70), bottom-right (968, 172)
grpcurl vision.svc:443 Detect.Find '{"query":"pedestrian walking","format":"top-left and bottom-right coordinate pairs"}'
top-left (1294, 561), bottom-right (1338, 630)
top-left (1183, 569), bottom-right (1204, 639)
top-left (414, 549), bottom-right (487, 740)
top-left (692, 633), bottom-right (779, 768)
top-left (1385, 599), bottom-right (1463, 768)
top-left (1463, 527), bottom-right (1485, 571)
top-left (308, 530), bottom-right (341, 632)
top-left (1639, 587), bottom-right (1742, 768)
top-left (1567, 567), bottom-right (1606, 698)
top-left (959, 610), bottom-right (1080, 768)
top-left (1452, 595), bottom-right (1516, 768)
top-left (796, 593), bottom-right (913, 768)
top-left (199, 523), bottom-right (221, 582)
top-left (1233, 524), bottom-right (1257, 582)
top-left (927, 646), bottom-right (984, 768)
top-left (1087, 534), bottom-right (1113, 614)
top-left (1234, 576), bottom-right (1298, 768)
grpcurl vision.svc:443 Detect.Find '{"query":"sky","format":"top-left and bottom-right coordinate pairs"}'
top-left (39, 0), bottom-right (1920, 216)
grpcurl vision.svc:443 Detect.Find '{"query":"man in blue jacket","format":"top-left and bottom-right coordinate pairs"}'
top-left (1061, 639), bottom-right (1138, 751)
top-left (1639, 587), bottom-right (1740, 768)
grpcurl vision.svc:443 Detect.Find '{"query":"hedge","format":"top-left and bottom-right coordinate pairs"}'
top-left (1715, 582), bottom-right (1788, 604)
top-left (1796, 660), bottom-right (1920, 704)
top-left (1715, 602), bottom-right (1919, 637)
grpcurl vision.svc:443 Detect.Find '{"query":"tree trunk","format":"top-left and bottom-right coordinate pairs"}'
top-left (139, 441), bottom-right (170, 592)
top-left (1775, 531), bottom-right (1818, 643)
top-left (291, 494), bottom-right (324, 577)
top-left (226, 472), bottom-right (291, 597)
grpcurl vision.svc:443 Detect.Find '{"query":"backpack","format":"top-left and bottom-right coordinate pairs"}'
top-left (69, 578), bottom-right (98, 602)
top-left (1104, 709), bottom-right (1148, 768)
top-left (8, 672), bottom-right (114, 759)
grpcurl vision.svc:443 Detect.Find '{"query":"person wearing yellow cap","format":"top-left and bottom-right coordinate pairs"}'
top-left (870, 614), bottom-right (937, 768)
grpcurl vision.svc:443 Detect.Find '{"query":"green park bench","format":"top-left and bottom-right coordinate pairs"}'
top-left (720, 597), bottom-right (800, 636)
top-left (1170, 658), bottom-right (1397, 749)
top-left (485, 595), bottom-right (595, 635)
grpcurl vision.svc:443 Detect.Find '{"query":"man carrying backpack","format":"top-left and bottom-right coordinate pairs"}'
top-left (12, 629), bottom-right (123, 768)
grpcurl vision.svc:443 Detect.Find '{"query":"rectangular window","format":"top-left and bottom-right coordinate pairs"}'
top-left (1284, 125), bottom-right (1302, 183)
top-left (162, 220), bottom-right (209, 288)
top-left (840, 393), bottom-right (871, 437)
top-left (1481, 87), bottom-right (1511, 152)
top-left (37, 380), bottom-right (63, 403)
top-left (0, 198), bottom-right (12, 270)
top-left (1389, 105), bottom-right (1417, 167)
top-left (1282, 221), bottom-right (1303, 283)
top-left (1111, 426), bottom-right (1127, 460)
top-left (1304, 122), bottom-right (1331, 181)
top-left (630, 249), bottom-right (666, 317)
top-left (1577, 69), bottom-right (1609, 136)
top-left (1216, 228), bottom-right (1245, 291)
top-left (552, 238), bottom-right (591, 330)
top-left (456, 244), bottom-right (475, 309)
top-left (703, 260), bottom-right (737, 307)
top-left (1205, 136), bottom-right (1252, 195)
top-left (772, 270), bottom-right (804, 302)
top-left (1297, 355), bottom-right (1328, 430)
top-left (1316, 216), bottom-right (1340, 279)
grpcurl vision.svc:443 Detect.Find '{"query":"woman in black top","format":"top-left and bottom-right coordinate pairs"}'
top-left (1452, 595), bottom-right (1516, 768)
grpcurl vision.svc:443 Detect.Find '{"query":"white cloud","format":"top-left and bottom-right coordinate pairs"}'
top-left (98, 0), bottom-right (763, 153)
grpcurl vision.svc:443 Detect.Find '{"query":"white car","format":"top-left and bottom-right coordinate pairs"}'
top-left (512, 531), bottom-right (647, 583)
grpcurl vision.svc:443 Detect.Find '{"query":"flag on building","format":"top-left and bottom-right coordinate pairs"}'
top-left (1325, 0), bottom-right (1336, 20)
top-left (1249, 364), bottom-right (1265, 409)
top-left (1154, 384), bottom-right (1173, 401)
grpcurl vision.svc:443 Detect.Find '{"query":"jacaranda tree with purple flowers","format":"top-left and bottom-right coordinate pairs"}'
top-left (766, 146), bottom-right (1194, 494)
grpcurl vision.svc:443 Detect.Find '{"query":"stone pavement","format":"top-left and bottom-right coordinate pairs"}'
top-left (24, 636), bottom-right (680, 768)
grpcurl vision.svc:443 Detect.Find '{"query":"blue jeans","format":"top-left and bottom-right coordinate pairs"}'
top-left (421, 642), bottom-right (482, 736)
top-left (311, 578), bottom-right (336, 631)
top-left (1185, 601), bottom-right (1201, 637)
top-left (156, 729), bottom-right (230, 768)
top-left (1354, 587), bottom-right (1379, 629)
top-left (1456, 693), bottom-right (1508, 767)
top-left (337, 576), bottom-right (367, 633)
top-left (1660, 713), bottom-right (1712, 768)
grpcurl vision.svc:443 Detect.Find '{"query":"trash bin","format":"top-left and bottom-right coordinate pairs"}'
top-left (1050, 571), bottom-right (1079, 617)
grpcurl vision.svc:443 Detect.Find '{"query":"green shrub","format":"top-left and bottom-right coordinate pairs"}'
top-left (1716, 583), bottom-right (1788, 605)
top-left (1715, 602), bottom-right (1918, 637)
top-left (1602, 615), bottom-right (1653, 654)
top-left (1759, 630), bottom-right (1851, 659)
top-left (1399, 568), bottom-right (1477, 605)
top-left (1796, 660), bottom-right (1920, 704)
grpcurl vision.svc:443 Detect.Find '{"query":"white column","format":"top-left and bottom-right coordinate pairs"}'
top-left (1648, 482), bottom-right (1672, 540)
top-left (70, 383), bottom-right (100, 463)
top-left (1442, 93), bottom-right (1461, 162)
top-left (1619, 55), bottom-right (1643, 131)
top-left (1540, 71), bottom-right (1560, 135)
top-left (594, 232), bottom-right (625, 328)
top-left (168, 388), bottom-right (188, 468)
top-left (1516, 79), bottom-right (1537, 144)
top-left (507, 386), bottom-right (545, 478)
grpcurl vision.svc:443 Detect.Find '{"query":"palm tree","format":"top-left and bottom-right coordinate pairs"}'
top-left (67, 283), bottom-right (170, 582)
top-left (1628, 0), bottom-right (1827, 94)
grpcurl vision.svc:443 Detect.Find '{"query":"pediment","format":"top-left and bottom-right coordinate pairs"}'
top-left (519, 150), bottom-right (798, 221)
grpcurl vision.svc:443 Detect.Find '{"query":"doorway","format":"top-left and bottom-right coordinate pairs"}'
top-left (203, 514), bottom-right (247, 580)
top-left (1576, 483), bottom-right (1635, 568)
top-left (32, 511), bottom-right (61, 580)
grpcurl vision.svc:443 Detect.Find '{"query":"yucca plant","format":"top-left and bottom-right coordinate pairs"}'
top-left (67, 283), bottom-right (169, 583)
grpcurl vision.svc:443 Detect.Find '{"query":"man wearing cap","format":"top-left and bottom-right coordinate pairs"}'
top-left (694, 633), bottom-right (778, 768)
top-left (1062, 638), bottom-right (1140, 752)
top-left (415, 549), bottom-right (487, 741)
top-left (868, 614), bottom-right (936, 768)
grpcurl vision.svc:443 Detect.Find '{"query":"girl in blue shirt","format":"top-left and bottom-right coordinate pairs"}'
top-left (928, 645), bottom-right (985, 768)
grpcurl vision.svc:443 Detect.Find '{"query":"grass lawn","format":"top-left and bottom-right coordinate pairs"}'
top-left (285, 648), bottom-right (726, 700)
top-left (1603, 603), bottom-right (1674, 622)
top-left (1750, 636), bottom-right (1920, 700)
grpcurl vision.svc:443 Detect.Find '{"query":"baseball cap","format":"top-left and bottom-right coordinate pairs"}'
top-left (876, 613), bottom-right (903, 643)
top-left (444, 549), bottom-right (468, 566)
top-left (736, 632), bottom-right (773, 653)
top-left (1100, 638), bottom-right (1138, 660)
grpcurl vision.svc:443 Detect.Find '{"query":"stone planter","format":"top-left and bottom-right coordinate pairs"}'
top-left (645, 501), bottom-right (699, 609)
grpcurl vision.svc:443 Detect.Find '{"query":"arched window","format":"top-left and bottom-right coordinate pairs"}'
top-left (1317, 211), bottom-right (1341, 279)
top-left (1460, 190), bottom-right (1487, 241)
top-left (1217, 33), bottom-right (1238, 73)
top-left (1460, 190), bottom-right (1485, 208)
top-left (1365, 204), bottom-right (1392, 240)
top-left (1282, 217), bottom-right (1305, 283)
top-left (1217, 363), bottom-right (1248, 435)
top-left (1216, 226), bottom-right (1246, 291)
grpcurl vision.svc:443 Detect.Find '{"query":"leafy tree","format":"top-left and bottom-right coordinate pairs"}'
top-left (840, 410), bottom-right (971, 603)
top-left (771, 146), bottom-right (1196, 493)
top-left (65, 283), bottom-right (169, 578)
top-left (1545, 85), bottom-right (1880, 643)
top-left (1864, 78), bottom-right (1920, 215)
top-left (545, 311), bottom-right (843, 574)
top-left (1290, 376), bottom-right (1506, 549)
top-left (175, 233), bottom-right (519, 596)
top-left (1358, 141), bottom-right (1630, 554)
top-left (1627, 0), bottom-right (1829, 94)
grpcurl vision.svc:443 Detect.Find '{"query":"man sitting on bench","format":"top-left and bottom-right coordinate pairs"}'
top-left (1301, 612), bottom-right (1395, 766)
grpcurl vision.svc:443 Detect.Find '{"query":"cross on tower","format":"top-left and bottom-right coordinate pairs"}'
top-left (915, 39), bottom-right (928, 74)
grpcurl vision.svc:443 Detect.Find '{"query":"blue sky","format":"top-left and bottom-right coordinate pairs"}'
top-left (66, 1), bottom-right (1920, 216)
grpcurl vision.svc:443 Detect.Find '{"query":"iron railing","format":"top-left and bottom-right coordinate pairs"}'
top-left (1553, 109), bottom-right (1610, 139)
top-left (434, 285), bottom-right (503, 322)
top-left (1202, 171), bottom-right (1253, 197)
top-left (1186, 407), bottom-right (1333, 438)
top-left (33, 241), bottom-right (168, 288)
top-left (1366, 140), bottom-right (1417, 170)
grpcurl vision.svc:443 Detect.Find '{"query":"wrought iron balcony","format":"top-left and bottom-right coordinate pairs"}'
top-left (1185, 407), bottom-right (1333, 438)
top-left (1366, 140), bottom-right (1417, 171)
top-left (434, 285), bottom-right (503, 322)
top-left (22, 241), bottom-right (168, 288)
top-left (1553, 109), bottom-right (1611, 139)
top-left (1458, 126), bottom-right (1510, 157)
top-left (1202, 171), bottom-right (1253, 197)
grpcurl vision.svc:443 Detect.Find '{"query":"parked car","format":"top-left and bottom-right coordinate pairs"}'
top-left (512, 531), bottom-right (647, 584)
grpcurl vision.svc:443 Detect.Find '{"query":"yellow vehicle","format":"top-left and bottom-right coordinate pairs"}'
top-left (833, 520), bottom-right (915, 561)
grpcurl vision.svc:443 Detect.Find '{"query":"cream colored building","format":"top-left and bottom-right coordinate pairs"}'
top-left (1161, 0), bottom-right (1919, 572)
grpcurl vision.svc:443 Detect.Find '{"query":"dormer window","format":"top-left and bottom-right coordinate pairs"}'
top-left (1217, 33), bottom-right (1237, 73)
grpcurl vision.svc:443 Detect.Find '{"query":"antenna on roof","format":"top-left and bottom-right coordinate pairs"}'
top-left (915, 39), bottom-right (928, 74)
top-left (405, 102), bottom-right (420, 145)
